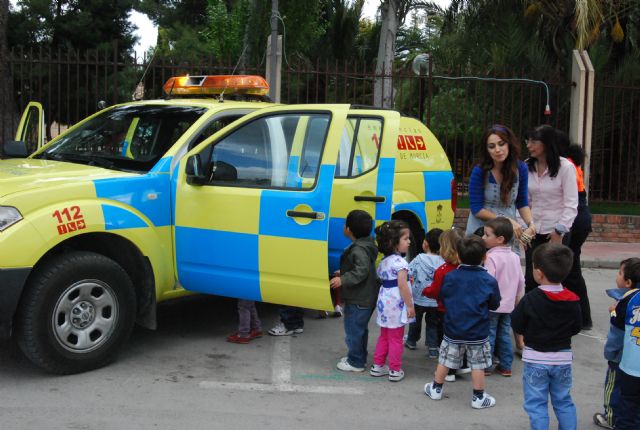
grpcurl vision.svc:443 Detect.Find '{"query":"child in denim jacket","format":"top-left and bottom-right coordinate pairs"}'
top-left (406, 228), bottom-right (444, 358)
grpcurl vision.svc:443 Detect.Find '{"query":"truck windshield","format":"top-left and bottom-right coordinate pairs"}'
top-left (33, 105), bottom-right (206, 172)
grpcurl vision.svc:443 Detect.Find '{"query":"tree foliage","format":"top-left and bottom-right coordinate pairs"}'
top-left (8, 0), bottom-right (136, 53)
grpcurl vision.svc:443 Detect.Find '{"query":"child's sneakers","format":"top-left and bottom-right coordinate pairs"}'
top-left (336, 359), bottom-right (364, 372)
top-left (369, 364), bottom-right (389, 377)
top-left (495, 366), bottom-right (512, 377)
top-left (388, 369), bottom-right (405, 382)
top-left (249, 329), bottom-right (263, 339)
top-left (226, 333), bottom-right (250, 344)
top-left (444, 373), bottom-right (456, 382)
top-left (404, 340), bottom-right (417, 350)
top-left (471, 393), bottom-right (496, 409)
top-left (424, 382), bottom-right (443, 400)
top-left (268, 323), bottom-right (303, 336)
top-left (593, 412), bottom-right (614, 429)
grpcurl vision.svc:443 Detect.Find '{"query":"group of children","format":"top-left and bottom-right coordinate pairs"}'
top-left (224, 209), bottom-right (640, 427)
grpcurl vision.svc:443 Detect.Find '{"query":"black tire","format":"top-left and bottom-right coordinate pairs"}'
top-left (15, 251), bottom-right (136, 374)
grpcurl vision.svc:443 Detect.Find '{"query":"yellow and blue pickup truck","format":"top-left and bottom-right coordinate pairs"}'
top-left (0, 75), bottom-right (455, 374)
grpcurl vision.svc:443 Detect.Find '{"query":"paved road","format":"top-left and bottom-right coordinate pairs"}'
top-left (0, 268), bottom-right (619, 429)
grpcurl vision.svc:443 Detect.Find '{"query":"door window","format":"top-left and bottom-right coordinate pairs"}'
top-left (206, 113), bottom-right (330, 189)
top-left (335, 117), bottom-right (382, 178)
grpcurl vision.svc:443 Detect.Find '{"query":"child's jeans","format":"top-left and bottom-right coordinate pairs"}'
top-left (237, 300), bottom-right (261, 337)
top-left (489, 312), bottom-right (513, 370)
top-left (373, 326), bottom-right (404, 371)
top-left (343, 304), bottom-right (374, 368)
top-left (406, 305), bottom-right (440, 349)
top-left (523, 362), bottom-right (576, 430)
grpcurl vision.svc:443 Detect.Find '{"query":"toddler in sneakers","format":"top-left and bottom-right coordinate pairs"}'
top-left (512, 243), bottom-right (582, 429)
top-left (424, 235), bottom-right (501, 409)
top-left (422, 228), bottom-right (467, 380)
top-left (332, 210), bottom-right (379, 373)
top-left (482, 217), bottom-right (524, 377)
top-left (406, 228), bottom-right (444, 358)
top-left (369, 220), bottom-right (415, 382)
top-left (226, 300), bottom-right (262, 344)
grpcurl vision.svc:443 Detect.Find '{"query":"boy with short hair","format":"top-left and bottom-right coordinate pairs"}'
top-left (424, 235), bottom-right (501, 409)
top-left (594, 257), bottom-right (640, 429)
top-left (482, 217), bottom-right (525, 377)
top-left (332, 209), bottom-right (379, 372)
top-left (406, 228), bottom-right (444, 357)
top-left (511, 243), bottom-right (582, 430)
top-left (608, 258), bottom-right (640, 429)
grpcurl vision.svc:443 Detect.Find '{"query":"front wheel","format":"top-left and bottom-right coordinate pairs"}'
top-left (15, 251), bottom-right (136, 374)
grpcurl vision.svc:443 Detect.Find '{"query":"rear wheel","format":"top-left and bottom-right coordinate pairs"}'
top-left (15, 251), bottom-right (136, 374)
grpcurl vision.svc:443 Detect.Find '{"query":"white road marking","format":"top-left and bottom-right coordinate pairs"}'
top-left (199, 336), bottom-right (365, 395)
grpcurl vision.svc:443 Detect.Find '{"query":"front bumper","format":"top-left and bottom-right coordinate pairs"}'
top-left (0, 267), bottom-right (31, 339)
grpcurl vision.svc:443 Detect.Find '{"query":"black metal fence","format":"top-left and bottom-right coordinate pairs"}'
top-left (3, 46), bottom-right (637, 203)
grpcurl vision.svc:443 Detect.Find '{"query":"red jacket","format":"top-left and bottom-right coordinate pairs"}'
top-left (423, 262), bottom-right (458, 312)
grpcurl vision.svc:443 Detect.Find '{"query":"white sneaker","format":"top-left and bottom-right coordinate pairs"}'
top-left (339, 356), bottom-right (348, 363)
top-left (471, 393), bottom-right (496, 409)
top-left (268, 323), bottom-right (303, 336)
top-left (456, 367), bottom-right (472, 375)
top-left (388, 369), bottom-right (405, 382)
top-left (369, 364), bottom-right (389, 377)
top-left (444, 373), bottom-right (456, 382)
top-left (424, 382), bottom-right (443, 400)
top-left (336, 360), bottom-right (364, 372)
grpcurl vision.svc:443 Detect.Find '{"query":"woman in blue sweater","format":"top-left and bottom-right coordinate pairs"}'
top-left (466, 124), bottom-right (535, 253)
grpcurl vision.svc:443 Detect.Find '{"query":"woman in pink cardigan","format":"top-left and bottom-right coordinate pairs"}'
top-left (523, 125), bottom-right (578, 293)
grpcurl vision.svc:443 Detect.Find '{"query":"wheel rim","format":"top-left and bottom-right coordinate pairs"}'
top-left (52, 280), bottom-right (119, 353)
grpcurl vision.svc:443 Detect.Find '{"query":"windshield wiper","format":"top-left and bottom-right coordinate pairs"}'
top-left (53, 154), bottom-right (116, 170)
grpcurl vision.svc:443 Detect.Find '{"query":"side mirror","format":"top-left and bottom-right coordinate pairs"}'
top-left (185, 154), bottom-right (207, 185)
top-left (2, 140), bottom-right (29, 158)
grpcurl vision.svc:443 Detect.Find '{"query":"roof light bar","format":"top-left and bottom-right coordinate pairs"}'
top-left (162, 75), bottom-right (270, 97)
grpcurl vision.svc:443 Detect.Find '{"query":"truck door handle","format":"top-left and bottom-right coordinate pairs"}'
top-left (354, 195), bottom-right (386, 203)
top-left (286, 210), bottom-right (325, 220)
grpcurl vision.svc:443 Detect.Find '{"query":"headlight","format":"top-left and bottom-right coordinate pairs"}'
top-left (0, 206), bottom-right (23, 231)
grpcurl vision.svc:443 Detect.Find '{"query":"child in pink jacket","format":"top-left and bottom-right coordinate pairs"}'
top-left (482, 217), bottom-right (525, 376)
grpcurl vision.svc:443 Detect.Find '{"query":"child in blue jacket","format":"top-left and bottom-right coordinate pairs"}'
top-left (424, 234), bottom-right (501, 409)
top-left (593, 257), bottom-right (640, 429)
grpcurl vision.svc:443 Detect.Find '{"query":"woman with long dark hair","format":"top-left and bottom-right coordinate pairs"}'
top-left (524, 125), bottom-right (578, 293)
top-left (466, 124), bottom-right (534, 252)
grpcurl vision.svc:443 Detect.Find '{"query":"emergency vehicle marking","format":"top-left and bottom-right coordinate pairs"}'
top-left (424, 171), bottom-right (453, 201)
top-left (175, 227), bottom-right (262, 301)
top-left (53, 206), bottom-right (87, 235)
top-left (94, 174), bottom-right (171, 228)
top-left (101, 204), bottom-right (148, 230)
top-left (397, 135), bottom-right (427, 151)
top-left (259, 164), bottom-right (335, 241)
top-left (374, 158), bottom-right (395, 221)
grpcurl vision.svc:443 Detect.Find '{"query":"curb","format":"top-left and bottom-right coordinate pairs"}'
top-left (519, 258), bottom-right (618, 270)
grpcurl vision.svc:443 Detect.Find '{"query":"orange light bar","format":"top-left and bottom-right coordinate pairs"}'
top-left (162, 75), bottom-right (269, 97)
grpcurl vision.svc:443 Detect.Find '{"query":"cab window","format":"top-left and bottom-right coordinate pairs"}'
top-left (35, 105), bottom-right (206, 172)
top-left (336, 117), bottom-right (382, 178)
top-left (206, 113), bottom-right (330, 189)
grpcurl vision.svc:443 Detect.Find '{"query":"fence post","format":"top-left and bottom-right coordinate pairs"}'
top-left (569, 50), bottom-right (594, 198)
top-left (266, 35), bottom-right (282, 103)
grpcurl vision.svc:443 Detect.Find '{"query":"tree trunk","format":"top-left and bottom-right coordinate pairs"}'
top-left (373, 0), bottom-right (399, 108)
top-left (0, 0), bottom-right (17, 153)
